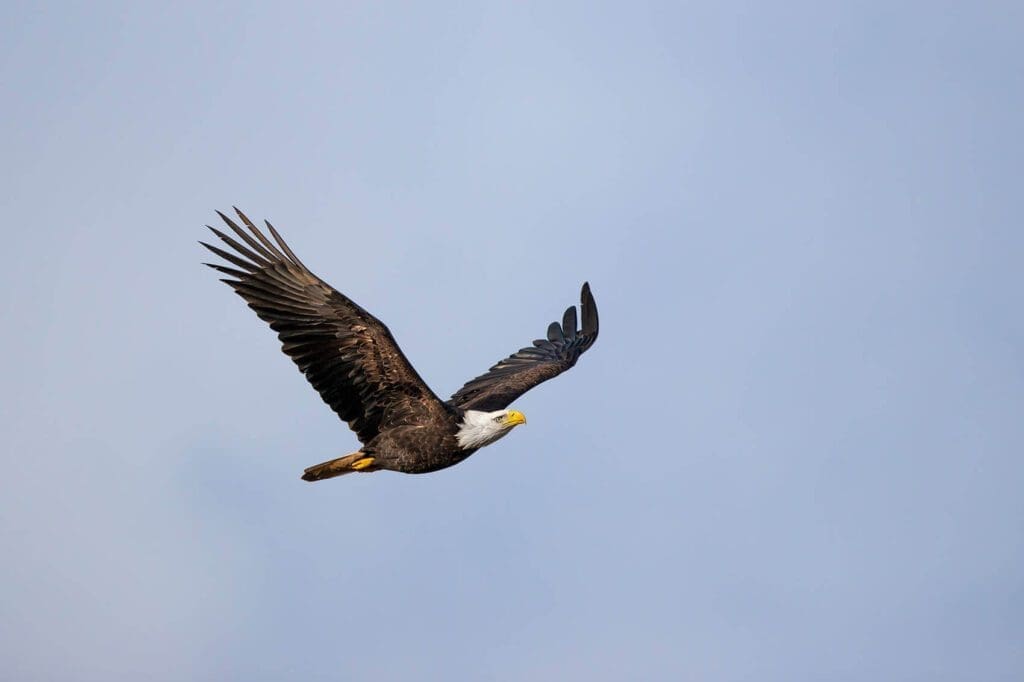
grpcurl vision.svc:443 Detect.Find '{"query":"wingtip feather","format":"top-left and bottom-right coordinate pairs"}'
top-left (233, 206), bottom-right (256, 229)
top-left (580, 281), bottom-right (598, 336)
top-left (562, 306), bottom-right (577, 337)
top-left (215, 209), bottom-right (236, 228)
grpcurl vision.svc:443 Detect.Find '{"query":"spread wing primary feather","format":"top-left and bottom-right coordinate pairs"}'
top-left (200, 208), bottom-right (443, 445)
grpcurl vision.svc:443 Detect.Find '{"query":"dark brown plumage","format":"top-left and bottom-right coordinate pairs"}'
top-left (201, 208), bottom-right (599, 480)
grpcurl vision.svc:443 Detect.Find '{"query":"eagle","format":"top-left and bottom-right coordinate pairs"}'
top-left (201, 208), bottom-right (599, 481)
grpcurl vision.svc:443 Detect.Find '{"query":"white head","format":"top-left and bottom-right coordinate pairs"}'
top-left (456, 409), bottom-right (527, 450)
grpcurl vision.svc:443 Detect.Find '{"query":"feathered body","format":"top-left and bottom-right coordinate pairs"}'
top-left (201, 208), bottom-right (599, 481)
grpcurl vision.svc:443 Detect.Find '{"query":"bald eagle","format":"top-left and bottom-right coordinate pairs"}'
top-left (201, 208), bottom-right (599, 481)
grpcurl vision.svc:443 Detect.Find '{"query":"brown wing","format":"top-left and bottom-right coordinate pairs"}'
top-left (201, 208), bottom-right (444, 444)
top-left (448, 283), bottom-right (599, 412)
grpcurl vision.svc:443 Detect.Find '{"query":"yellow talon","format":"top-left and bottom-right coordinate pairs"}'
top-left (351, 457), bottom-right (376, 471)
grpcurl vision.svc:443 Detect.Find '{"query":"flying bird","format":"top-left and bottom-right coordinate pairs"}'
top-left (201, 208), bottom-right (599, 481)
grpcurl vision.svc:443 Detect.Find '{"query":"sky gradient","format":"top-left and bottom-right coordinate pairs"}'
top-left (3, 2), bottom-right (1022, 680)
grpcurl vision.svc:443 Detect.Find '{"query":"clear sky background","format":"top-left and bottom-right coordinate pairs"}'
top-left (2, 2), bottom-right (1022, 680)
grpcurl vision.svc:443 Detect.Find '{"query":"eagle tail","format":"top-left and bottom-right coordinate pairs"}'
top-left (301, 452), bottom-right (377, 482)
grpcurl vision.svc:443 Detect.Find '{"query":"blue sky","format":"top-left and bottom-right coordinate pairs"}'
top-left (2, 2), bottom-right (1022, 680)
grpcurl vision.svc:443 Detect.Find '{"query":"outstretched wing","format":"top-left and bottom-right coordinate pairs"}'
top-left (201, 208), bottom-right (443, 444)
top-left (448, 283), bottom-right (599, 412)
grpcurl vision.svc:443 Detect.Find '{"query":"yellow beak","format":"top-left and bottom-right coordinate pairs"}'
top-left (506, 410), bottom-right (527, 426)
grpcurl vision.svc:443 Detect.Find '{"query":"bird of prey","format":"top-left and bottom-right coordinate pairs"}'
top-left (201, 208), bottom-right (599, 481)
